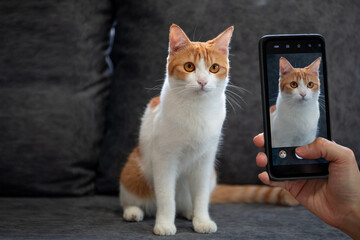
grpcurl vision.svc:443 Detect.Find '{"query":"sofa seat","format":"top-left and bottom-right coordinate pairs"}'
top-left (0, 196), bottom-right (348, 239)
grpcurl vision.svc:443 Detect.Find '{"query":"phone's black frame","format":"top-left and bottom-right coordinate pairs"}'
top-left (259, 34), bottom-right (331, 181)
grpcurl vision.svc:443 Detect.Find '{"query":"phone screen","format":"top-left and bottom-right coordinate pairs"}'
top-left (260, 35), bottom-right (330, 179)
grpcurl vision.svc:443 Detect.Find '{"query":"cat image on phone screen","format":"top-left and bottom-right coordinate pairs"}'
top-left (270, 57), bottom-right (321, 148)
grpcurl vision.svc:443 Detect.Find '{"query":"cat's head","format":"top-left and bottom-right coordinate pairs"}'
top-left (166, 24), bottom-right (233, 97)
top-left (278, 57), bottom-right (321, 103)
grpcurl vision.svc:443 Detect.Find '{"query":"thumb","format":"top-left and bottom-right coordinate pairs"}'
top-left (295, 137), bottom-right (354, 164)
top-left (258, 171), bottom-right (286, 188)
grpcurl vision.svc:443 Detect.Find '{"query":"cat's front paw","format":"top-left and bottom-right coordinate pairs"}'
top-left (193, 217), bottom-right (217, 234)
top-left (123, 206), bottom-right (144, 222)
top-left (153, 223), bottom-right (177, 235)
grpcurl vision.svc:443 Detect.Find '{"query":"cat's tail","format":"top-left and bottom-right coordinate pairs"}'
top-left (210, 184), bottom-right (299, 206)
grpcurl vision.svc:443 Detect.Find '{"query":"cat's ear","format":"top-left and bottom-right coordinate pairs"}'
top-left (212, 26), bottom-right (234, 55)
top-left (306, 57), bottom-right (321, 77)
top-left (169, 24), bottom-right (191, 55)
top-left (279, 57), bottom-right (294, 76)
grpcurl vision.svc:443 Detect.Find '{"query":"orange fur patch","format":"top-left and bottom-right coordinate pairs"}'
top-left (120, 147), bottom-right (153, 199)
top-left (263, 187), bottom-right (274, 203)
top-left (167, 41), bottom-right (229, 81)
top-left (270, 105), bottom-right (276, 113)
top-left (149, 96), bottom-right (160, 110)
top-left (276, 188), bottom-right (283, 205)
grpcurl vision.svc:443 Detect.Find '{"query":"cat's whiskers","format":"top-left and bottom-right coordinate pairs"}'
top-left (155, 78), bottom-right (166, 82)
top-left (226, 91), bottom-right (242, 108)
top-left (269, 92), bottom-right (279, 104)
top-left (228, 81), bottom-right (250, 93)
top-left (173, 87), bottom-right (190, 98)
top-left (225, 97), bottom-right (236, 112)
top-left (318, 96), bottom-right (326, 112)
top-left (146, 84), bottom-right (163, 91)
top-left (226, 89), bottom-right (246, 105)
top-left (226, 94), bottom-right (242, 111)
top-left (192, 24), bottom-right (197, 41)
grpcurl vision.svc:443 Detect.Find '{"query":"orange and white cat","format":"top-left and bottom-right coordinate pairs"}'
top-left (120, 25), bottom-right (297, 236)
top-left (270, 57), bottom-right (321, 148)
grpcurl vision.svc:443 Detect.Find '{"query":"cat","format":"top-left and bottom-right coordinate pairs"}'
top-left (270, 57), bottom-right (321, 148)
top-left (119, 24), bottom-right (298, 236)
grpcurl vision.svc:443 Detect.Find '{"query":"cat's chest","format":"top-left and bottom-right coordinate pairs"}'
top-left (172, 108), bottom-right (223, 136)
top-left (275, 101), bottom-right (319, 124)
top-left (160, 104), bottom-right (225, 144)
top-left (282, 107), bottom-right (318, 126)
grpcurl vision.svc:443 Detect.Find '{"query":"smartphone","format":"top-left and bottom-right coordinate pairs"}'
top-left (259, 34), bottom-right (331, 180)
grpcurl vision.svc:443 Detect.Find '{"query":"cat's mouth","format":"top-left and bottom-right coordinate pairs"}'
top-left (299, 97), bottom-right (308, 102)
top-left (195, 87), bottom-right (211, 94)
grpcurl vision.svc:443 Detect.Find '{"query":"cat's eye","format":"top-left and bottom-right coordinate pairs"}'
top-left (184, 62), bottom-right (195, 72)
top-left (209, 64), bottom-right (220, 73)
top-left (307, 82), bottom-right (314, 88)
top-left (290, 81), bottom-right (298, 88)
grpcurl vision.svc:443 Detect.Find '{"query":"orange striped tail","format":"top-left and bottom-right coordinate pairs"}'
top-left (210, 184), bottom-right (298, 206)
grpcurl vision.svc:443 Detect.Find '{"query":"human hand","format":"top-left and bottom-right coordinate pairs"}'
top-left (254, 134), bottom-right (360, 239)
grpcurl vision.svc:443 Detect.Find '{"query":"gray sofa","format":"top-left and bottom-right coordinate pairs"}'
top-left (0, 0), bottom-right (358, 239)
top-left (0, 197), bottom-right (348, 239)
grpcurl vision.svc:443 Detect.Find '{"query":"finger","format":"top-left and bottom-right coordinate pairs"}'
top-left (258, 171), bottom-right (270, 184)
top-left (256, 152), bottom-right (268, 167)
top-left (253, 133), bottom-right (265, 148)
top-left (258, 171), bottom-right (286, 188)
top-left (295, 137), bottom-right (356, 164)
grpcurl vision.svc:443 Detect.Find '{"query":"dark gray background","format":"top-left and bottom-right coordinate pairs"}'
top-left (0, 1), bottom-right (113, 196)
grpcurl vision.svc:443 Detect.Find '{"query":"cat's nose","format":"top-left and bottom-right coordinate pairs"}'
top-left (300, 92), bottom-right (306, 98)
top-left (197, 79), bottom-right (208, 87)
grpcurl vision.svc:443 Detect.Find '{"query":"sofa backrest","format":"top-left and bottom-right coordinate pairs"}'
top-left (0, 0), bottom-right (114, 196)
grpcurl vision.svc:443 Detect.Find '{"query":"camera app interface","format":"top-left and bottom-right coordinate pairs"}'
top-left (266, 40), bottom-right (329, 166)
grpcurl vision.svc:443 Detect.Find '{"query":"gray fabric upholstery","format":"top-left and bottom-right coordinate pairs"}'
top-left (0, 196), bottom-right (349, 239)
top-left (97, 0), bottom-right (360, 194)
top-left (0, 1), bottom-right (114, 196)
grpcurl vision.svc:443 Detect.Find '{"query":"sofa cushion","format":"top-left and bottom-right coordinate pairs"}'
top-left (0, 196), bottom-right (348, 239)
top-left (0, 1), bottom-right (114, 196)
top-left (97, 0), bottom-right (360, 194)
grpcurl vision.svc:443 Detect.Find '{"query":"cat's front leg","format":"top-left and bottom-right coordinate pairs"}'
top-left (190, 151), bottom-right (217, 234)
top-left (152, 152), bottom-right (178, 236)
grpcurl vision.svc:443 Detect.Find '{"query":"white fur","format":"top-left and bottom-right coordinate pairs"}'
top-left (271, 77), bottom-right (320, 148)
top-left (120, 57), bottom-right (227, 235)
